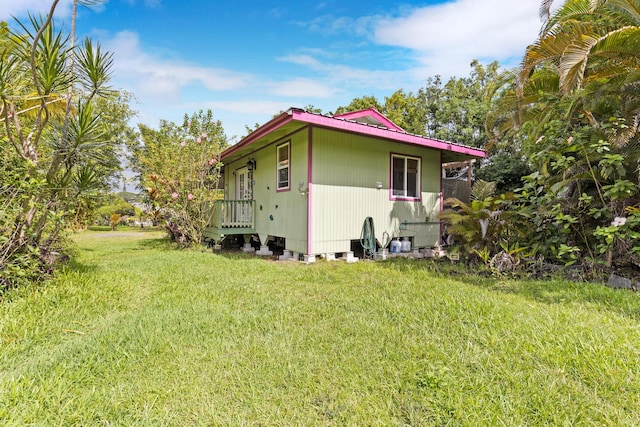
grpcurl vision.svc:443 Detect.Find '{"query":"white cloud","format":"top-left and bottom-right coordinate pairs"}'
top-left (374, 0), bottom-right (544, 76)
top-left (298, 14), bottom-right (375, 37)
top-left (104, 31), bottom-right (251, 100)
top-left (277, 54), bottom-right (321, 67)
top-left (277, 52), bottom-right (415, 94)
top-left (268, 78), bottom-right (336, 98)
top-left (0, 0), bottom-right (73, 20)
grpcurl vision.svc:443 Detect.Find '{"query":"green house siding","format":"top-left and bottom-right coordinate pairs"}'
top-left (310, 128), bottom-right (441, 254)
top-left (221, 126), bottom-right (444, 255)
top-left (224, 128), bottom-right (309, 253)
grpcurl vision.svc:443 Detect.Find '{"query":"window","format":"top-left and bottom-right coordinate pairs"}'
top-left (277, 142), bottom-right (290, 190)
top-left (391, 154), bottom-right (421, 199)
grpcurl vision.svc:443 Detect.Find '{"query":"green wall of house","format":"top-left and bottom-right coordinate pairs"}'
top-left (225, 128), bottom-right (309, 253)
top-left (310, 128), bottom-right (441, 255)
top-left (224, 125), bottom-right (442, 255)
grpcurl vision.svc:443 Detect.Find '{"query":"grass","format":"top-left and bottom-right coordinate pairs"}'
top-left (1, 229), bottom-right (640, 425)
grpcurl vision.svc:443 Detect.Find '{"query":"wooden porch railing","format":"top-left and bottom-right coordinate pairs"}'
top-left (208, 200), bottom-right (255, 229)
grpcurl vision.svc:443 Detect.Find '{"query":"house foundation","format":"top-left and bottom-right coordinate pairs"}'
top-left (279, 250), bottom-right (294, 261)
top-left (256, 245), bottom-right (273, 256)
top-left (340, 251), bottom-right (359, 263)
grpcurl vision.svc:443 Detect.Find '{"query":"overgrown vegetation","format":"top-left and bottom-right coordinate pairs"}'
top-left (444, 0), bottom-right (640, 276)
top-left (0, 2), bottom-right (138, 291)
top-left (339, 1), bottom-right (640, 278)
top-left (4, 0), bottom-right (640, 288)
top-left (1, 229), bottom-right (639, 425)
top-left (127, 110), bottom-right (227, 246)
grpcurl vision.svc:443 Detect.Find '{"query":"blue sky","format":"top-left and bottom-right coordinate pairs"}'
top-left (1, 0), bottom-right (553, 141)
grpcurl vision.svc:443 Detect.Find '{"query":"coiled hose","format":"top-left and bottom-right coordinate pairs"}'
top-left (360, 217), bottom-right (377, 259)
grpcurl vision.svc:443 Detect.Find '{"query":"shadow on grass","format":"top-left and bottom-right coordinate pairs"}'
top-left (63, 257), bottom-right (99, 275)
top-left (136, 236), bottom-right (175, 251)
top-left (478, 277), bottom-right (640, 320)
top-left (379, 257), bottom-right (640, 320)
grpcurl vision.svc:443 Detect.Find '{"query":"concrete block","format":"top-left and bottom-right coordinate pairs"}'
top-left (256, 245), bottom-right (273, 256)
top-left (341, 251), bottom-right (359, 263)
top-left (375, 249), bottom-right (389, 261)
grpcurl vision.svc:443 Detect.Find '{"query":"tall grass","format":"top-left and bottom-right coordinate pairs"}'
top-left (1, 229), bottom-right (639, 425)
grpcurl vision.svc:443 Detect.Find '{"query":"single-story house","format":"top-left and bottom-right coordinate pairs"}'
top-left (204, 107), bottom-right (485, 261)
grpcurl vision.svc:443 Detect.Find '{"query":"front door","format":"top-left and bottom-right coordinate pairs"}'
top-left (236, 167), bottom-right (250, 200)
top-left (235, 167), bottom-right (253, 223)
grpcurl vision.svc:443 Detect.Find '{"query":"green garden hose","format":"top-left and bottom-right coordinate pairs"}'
top-left (360, 217), bottom-right (377, 259)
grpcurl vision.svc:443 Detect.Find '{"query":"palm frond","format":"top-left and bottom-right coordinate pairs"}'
top-left (558, 33), bottom-right (600, 91)
top-left (604, 0), bottom-right (640, 25)
top-left (76, 38), bottom-right (114, 98)
top-left (541, 0), bottom-right (597, 36)
top-left (540, 0), bottom-right (556, 22)
top-left (471, 180), bottom-right (496, 201)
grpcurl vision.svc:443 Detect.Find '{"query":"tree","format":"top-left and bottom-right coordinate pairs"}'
top-left (0, 1), bottom-right (121, 289)
top-left (524, 0), bottom-right (640, 95)
top-left (129, 110), bottom-right (227, 246)
top-left (419, 61), bottom-right (500, 147)
top-left (333, 95), bottom-right (383, 115)
top-left (382, 89), bottom-right (426, 135)
top-left (496, 0), bottom-right (640, 267)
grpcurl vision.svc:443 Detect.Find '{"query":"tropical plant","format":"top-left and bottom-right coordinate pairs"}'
top-left (439, 180), bottom-right (516, 259)
top-left (0, 0), bottom-right (122, 290)
top-left (471, 0), bottom-right (640, 270)
top-left (129, 110), bottom-right (227, 246)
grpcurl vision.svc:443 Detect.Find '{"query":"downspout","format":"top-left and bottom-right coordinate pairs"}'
top-left (439, 151), bottom-right (444, 246)
top-left (307, 126), bottom-right (313, 255)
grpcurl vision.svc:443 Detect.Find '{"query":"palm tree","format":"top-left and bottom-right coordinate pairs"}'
top-left (539, 0), bottom-right (559, 21)
top-left (523, 0), bottom-right (640, 94)
top-left (507, 0), bottom-right (640, 265)
top-left (518, 0), bottom-right (640, 149)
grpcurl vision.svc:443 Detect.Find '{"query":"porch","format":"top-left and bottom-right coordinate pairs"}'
top-left (203, 200), bottom-right (255, 244)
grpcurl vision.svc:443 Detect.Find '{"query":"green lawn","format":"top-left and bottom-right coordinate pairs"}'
top-left (1, 229), bottom-right (639, 425)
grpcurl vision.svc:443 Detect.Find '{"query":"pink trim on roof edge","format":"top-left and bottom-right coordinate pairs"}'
top-left (221, 111), bottom-right (293, 159)
top-left (295, 110), bottom-right (485, 158)
top-left (333, 108), bottom-right (405, 132)
top-left (221, 108), bottom-right (486, 161)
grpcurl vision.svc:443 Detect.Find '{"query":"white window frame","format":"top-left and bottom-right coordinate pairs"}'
top-left (276, 141), bottom-right (290, 191)
top-left (390, 153), bottom-right (421, 200)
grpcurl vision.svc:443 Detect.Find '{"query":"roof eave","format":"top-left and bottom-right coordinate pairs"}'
top-left (291, 110), bottom-right (486, 158)
top-left (221, 108), bottom-right (485, 162)
top-left (221, 108), bottom-right (300, 160)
